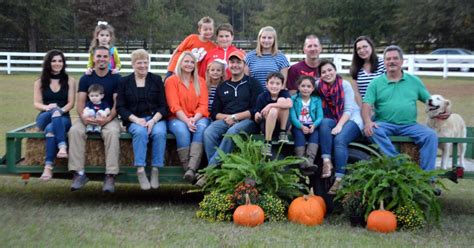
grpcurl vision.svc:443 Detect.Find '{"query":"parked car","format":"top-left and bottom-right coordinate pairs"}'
top-left (416, 48), bottom-right (473, 72)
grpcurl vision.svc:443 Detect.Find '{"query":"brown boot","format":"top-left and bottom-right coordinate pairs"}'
top-left (184, 143), bottom-right (203, 183)
top-left (294, 146), bottom-right (306, 168)
top-left (305, 143), bottom-right (319, 169)
top-left (177, 147), bottom-right (190, 171)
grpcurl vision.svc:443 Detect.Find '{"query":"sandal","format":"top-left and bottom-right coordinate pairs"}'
top-left (56, 148), bottom-right (68, 158)
top-left (40, 166), bottom-right (53, 181)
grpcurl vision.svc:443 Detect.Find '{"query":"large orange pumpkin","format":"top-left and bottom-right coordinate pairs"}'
top-left (288, 191), bottom-right (324, 226)
top-left (233, 194), bottom-right (265, 227)
top-left (367, 201), bottom-right (397, 233)
top-left (308, 188), bottom-right (326, 216)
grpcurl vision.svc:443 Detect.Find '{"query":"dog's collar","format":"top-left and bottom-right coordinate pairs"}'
top-left (431, 111), bottom-right (451, 120)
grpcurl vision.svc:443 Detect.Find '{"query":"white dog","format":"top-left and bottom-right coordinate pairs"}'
top-left (426, 94), bottom-right (466, 170)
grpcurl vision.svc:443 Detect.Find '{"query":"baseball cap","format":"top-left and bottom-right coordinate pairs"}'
top-left (228, 50), bottom-right (246, 62)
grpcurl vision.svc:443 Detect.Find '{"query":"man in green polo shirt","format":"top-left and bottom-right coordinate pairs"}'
top-left (362, 45), bottom-right (438, 171)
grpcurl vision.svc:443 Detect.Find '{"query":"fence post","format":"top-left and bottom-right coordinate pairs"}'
top-left (443, 55), bottom-right (448, 79)
top-left (334, 54), bottom-right (342, 72)
top-left (407, 56), bottom-right (414, 74)
top-left (7, 54), bottom-right (11, 75)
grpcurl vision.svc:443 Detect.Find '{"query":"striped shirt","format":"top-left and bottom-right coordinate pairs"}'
top-left (208, 86), bottom-right (217, 113)
top-left (245, 50), bottom-right (290, 90)
top-left (356, 57), bottom-right (385, 97)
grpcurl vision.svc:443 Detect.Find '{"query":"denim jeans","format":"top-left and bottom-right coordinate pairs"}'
top-left (36, 111), bottom-right (71, 166)
top-left (203, 119), bottom-right (259, 166)
top-left (319, 118), bottom-right (361, 177)
top-left (291, 124), bottom-right (319, 148)
top-left (167, 118), bottom-right (209, 148)
top-left (128, 117), bottom-right (167, 167)
top-left (369, 122), bottom-right (438, 171)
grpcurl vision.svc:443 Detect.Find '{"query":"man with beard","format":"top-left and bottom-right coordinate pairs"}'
top-left (287, 34), bottom-right (322, 95)
top-left (68, 46), bottom-right (121, 193)
top-left (199, 50), bottom-right (263, 186)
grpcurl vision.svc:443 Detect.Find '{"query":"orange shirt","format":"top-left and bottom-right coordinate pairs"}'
top-left (165, 74), bottom-right (209, 119)
top-left (167, 34), bottom-right (217, 73)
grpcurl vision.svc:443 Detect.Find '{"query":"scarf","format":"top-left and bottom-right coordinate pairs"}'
top-left (318, 75), bottom-right (344, 122)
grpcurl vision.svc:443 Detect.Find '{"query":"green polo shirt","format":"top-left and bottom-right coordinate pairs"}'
top-left (363, 72), bottom-right (430, 125)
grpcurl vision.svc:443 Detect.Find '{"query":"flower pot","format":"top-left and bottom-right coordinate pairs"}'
top-left (349, 215), bottom-right (366, 227)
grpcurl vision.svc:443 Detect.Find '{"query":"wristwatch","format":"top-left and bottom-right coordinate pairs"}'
top-left (231, 114), bottom-right (238, 122)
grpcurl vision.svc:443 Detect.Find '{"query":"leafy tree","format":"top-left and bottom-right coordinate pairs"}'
top-left (0, 0), bottom-right (73, 52)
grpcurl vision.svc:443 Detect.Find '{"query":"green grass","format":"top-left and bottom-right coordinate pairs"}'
top-left (1, 73), bottom-right (474, 247)
top-left (0, 176), bottom-right (473, 247)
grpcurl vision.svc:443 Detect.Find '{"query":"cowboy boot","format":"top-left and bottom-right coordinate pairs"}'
top-left (295, 146), bottom-right (313, 176)
top-left (177, 147), bottom-right (190, 171)
top-left (184, 143), bottom-right (203, 183)
top-left (305, 143), bottom-right (319, 170)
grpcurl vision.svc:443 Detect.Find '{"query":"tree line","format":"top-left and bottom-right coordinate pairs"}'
top-left (0, 0), bottom-right (472, 53)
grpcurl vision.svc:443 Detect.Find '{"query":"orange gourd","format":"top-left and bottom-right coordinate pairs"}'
top-left (233, 194), bottom-right (265, 227)
top-left (367, 201), bottom-right (397, 233)
top-left (288, 191), bottom-right (325, 226)
top-left (308, 188), bottom-right (326, 216)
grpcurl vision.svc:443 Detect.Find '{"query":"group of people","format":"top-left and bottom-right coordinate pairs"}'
top-left (33, 17), bottom-right (439, 194)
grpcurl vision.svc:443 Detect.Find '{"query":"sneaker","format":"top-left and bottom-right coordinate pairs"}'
top-left (94, 126), bottom-right (102, 134)
top-left (86, 125), bottom-right (94, 133)
top-left (71, 173), bottom-right (89, 191)
top-left (137, 171), bottom-right (151, 190)
top-left (321, 159), bottom-right (333, 178)
top-left (103, 174), bottom-right (115, 193)
top-left (261, 143), bottom-right (272, 157)
top-left (278, 132), bottom-right (290, 144)
top-left (195, 174), bottom-right (207, 188)
top-left (328, 177), bottom-right (342, 195)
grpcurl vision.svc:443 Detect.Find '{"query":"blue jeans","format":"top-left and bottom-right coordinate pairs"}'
top-left (319, 118), bottom-right (361, 177)
top-left (204, 119), bottom-right (259, 166)
top-left (167, 118), bottom-right (209, 148)
top-left (291, 124), bottom-right (319, 148)
top-left (36, 111), bottom-right (71, 166)
top-left (369, 122), bottom-right (438, 171)
top-left (128, 117), bottom-right (167, 167)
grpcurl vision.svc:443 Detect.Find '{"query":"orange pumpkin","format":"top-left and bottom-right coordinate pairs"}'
top-left (233, 194), bottom-right (265, 227)
top-left (367, 201), bottom-right (397, 233)
top-left (288, 191), bottom-right (324, 226)
top-left (308, 188), bottom-right (326, 216)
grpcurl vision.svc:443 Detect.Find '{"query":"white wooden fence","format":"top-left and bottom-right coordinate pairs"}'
top-left (1, 52), bottom-right (473, 78)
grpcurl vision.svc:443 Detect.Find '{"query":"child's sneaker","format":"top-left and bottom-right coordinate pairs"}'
top-left (86, 125), bottom-right (94, 133)
top-left (278, 132), bottom-right (289, 144)
top-left (94, 126), bottom-right (102, 134)
top-left (261, 143), bottom-right (272, 157)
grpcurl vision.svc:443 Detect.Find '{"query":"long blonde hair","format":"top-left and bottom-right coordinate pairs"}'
top-left (205, 60), bottom-right (226, 90)
top-left (256, 26), bottom-right (278, 56)
top-left (175, 52), bottom-right (201, 96)
top-left (89, 22), bottom-right (115, 53)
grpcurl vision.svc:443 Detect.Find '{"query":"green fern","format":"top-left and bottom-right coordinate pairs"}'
top-left (336, 154), bottom-right (444, 223)
top-left (200, 133), bottom-right (305, 201)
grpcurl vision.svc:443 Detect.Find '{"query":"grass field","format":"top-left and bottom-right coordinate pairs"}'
top-left (1, 73), bottom-right (474, 247)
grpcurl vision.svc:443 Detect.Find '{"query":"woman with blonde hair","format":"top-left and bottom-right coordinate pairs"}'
top-left (166, 52), bottom-right (209, 183)
top-left (116, 49), bottom-right (168, 190)
top-left (245, 26), bottom-right (290, 89)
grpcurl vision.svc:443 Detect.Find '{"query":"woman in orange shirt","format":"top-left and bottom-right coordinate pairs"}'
top-left (165, 52), bottom-right (209, 183)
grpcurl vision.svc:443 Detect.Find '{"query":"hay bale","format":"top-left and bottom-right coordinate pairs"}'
top-left (23, 138), bottom-right (67, 166)
top-left (400, 143), bottom-right (421, 165)
top-left (23, 133), bottom-right (181, 167)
